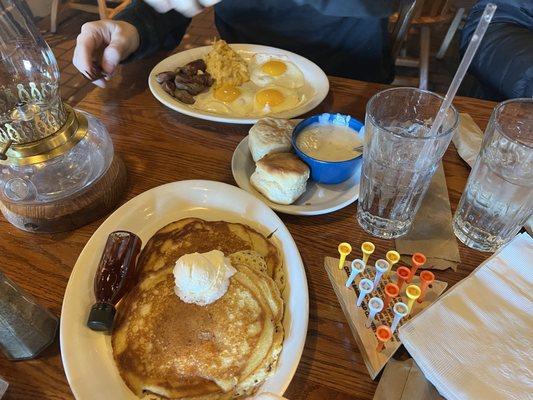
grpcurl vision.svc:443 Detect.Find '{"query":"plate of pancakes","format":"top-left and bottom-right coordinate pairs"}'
top-left (148, 43), bottom-right (329, 124)
top-left (60, 180), bottom-right (308, 399)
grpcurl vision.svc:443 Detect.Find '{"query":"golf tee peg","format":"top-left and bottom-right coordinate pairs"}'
top-left (418, 270), bottom-right (435, 303)
top-left (373, 259), bottom-right (390, 289)
top-left (391, 302), bottom-right (408, 333)
top-left (375, 325), bottom-right (392, 352)
top-left (396, 266), bottom-right (411, 292)
top-left (385, 250), bottom-right (400, 279)
top-left (346, 259), bottom-right (365, 287)
top-left (338, 242), bottom-right (352, 270)
top-left (383, 282), bottom-right (399, 309)
top-left (356, 278), bottom-right (374, 307)
top-left (366, 297), bottom-right (384, 328)
top-left (405, 284), bottom-right (421, 314)
top-left (361, 241), bottom-right (375, 266)
top-left (408, 252), bottom-right (426, 282)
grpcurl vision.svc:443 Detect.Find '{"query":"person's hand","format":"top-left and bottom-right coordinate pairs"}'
top-left (73, 20), bottom-right (140, 87)
top-left (143, 0), bottom-right (221, 17)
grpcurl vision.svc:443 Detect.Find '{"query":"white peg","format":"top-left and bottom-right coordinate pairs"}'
top-left (365, 297), bottom-right (384, 328)
top-left (356, 278), bottom-right (374, 307)
top-left (345, 259), bottom-right (365, 287)
top-left (391, 302), bottom-right (409, 333)
top-left (373, 259), bottom-right (390, 289)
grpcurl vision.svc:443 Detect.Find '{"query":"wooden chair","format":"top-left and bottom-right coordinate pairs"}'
top-left (50, 0), bottom-right (132, 33)
top-left (390, 0), bottom-right (468, 90)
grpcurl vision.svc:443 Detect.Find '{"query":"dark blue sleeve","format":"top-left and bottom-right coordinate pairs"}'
top-left (114, 0), bottom-right (191, 61)
top-left (461, 0), bottom-right (533, 98)
top-left (293, 0), bottom-right (395, 17)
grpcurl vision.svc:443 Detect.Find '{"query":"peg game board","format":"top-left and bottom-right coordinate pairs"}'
top-left (324, 256), bottom-right (447, 379)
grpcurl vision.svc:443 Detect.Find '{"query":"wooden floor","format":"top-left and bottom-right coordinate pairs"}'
top-left (39, 6), bottom-right (461, 106)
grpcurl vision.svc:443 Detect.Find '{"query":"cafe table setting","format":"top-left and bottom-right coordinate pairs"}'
top-left (0, 2), bottom-right (532, 400)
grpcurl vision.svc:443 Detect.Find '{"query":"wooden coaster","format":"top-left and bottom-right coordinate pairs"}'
top-left (0, 155), bottom-right (127, 233)
top-left (324, 256), bottom-right (447, 379)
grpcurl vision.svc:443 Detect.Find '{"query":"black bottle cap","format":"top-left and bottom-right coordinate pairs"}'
top-left (87, 302), bottom-right (116, 332)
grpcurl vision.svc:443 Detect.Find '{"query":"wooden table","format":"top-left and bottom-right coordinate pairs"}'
top-left (0, 61), bottom-right (496, 399)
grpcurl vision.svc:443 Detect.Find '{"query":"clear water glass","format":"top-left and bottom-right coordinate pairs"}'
top-left (453, 99), bottom-right (533, 252)
top-left (357, 88), bottom-right (458, 239)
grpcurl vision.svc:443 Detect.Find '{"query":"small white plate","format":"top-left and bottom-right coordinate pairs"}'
top-left (60, 180), bottom-right (308, 399)
top-left (148, 44), bottom-right (329, 124)
top-left (232, 136), bottom-right (361, 216)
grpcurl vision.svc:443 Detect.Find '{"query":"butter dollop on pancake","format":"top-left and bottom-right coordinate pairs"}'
top-left (137, 218), bottom-right (285, 291)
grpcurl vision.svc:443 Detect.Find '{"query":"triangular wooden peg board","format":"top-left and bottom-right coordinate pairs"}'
top-left (324, 256), bottom-right (447, 379)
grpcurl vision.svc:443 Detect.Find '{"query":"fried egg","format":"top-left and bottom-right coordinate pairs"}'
top-left (253, 86), bottom-right (302, 115)
top-left (250, 54), bottom-right (305, 89)
top-left (193, 82), bottom-right (255, 116)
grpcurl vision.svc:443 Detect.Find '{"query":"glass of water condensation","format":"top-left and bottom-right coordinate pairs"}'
top-left (357, 88), bottom-right (459, 238)
top-left (453, 99), bottom-right (533, 252)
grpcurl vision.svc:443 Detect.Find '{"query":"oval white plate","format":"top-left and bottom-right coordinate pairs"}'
top-left (232, 136), bottom-right (361, 216)
top-left (60, 180), bottom-right (308, 400)
top-left (148, 44), bottom-right (329, 124)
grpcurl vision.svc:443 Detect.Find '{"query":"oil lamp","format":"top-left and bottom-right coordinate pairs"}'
top-left (0, 0), bottom-right (126, 232)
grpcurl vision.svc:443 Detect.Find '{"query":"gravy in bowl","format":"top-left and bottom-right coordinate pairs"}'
top-left (295, 122), bottom-right (362, 162)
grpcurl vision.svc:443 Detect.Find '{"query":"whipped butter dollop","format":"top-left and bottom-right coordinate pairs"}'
top-left (173, 250), bottom-right (236, 306)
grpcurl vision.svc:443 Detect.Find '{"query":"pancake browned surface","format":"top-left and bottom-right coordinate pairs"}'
top-left (113, 260), bottom-right (283, 399)
top-left (137, 218), bottom-right (284, 290)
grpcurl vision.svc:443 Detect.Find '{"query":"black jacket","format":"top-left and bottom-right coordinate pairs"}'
top-left (461, 0), bottom-right (533, 100)
top-left (116, 0), bottom-right (395, 83)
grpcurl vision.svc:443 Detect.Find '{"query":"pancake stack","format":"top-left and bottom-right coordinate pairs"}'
top-left (112, 218), bottom-right (285, 399)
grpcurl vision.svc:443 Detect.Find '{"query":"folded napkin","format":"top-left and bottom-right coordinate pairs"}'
top-left (453, 113), bottom-right (533, 235)
top-left (0, 376), bottom-right (7, 398)
top-left (374, 359), bottom-right (444, 400)
top-left (395, 163), bottom-right (461, 271)
top-left (399, 232), bottom-right (533, 400)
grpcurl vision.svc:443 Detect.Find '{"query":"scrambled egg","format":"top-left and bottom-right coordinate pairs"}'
top-left (204, 39), bottom-right (250, 88)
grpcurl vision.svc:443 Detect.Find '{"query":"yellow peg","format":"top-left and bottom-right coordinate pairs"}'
top-left (361, 241), bottom-right (375, 266)
top-left (337, 242), bottom-right (352, 270)
top-left (405, 284), bottom-right (421, 314)
top-left (385, 250), bottom-right (400, 279)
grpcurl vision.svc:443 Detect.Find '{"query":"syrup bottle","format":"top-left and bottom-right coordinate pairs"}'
top-left (87, 231), bottom-right (142, 332)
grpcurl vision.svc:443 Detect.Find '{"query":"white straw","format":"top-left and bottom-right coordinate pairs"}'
top-left (428, 3), bottom-right (497, 138)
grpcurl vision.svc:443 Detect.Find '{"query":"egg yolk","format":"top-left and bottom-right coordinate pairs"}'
top-left (255, 89), bottom-right (285, 108)
top-left (261, 60), bottom-right (287, 76)
top-left (214, 85), bottom-right (241, 103)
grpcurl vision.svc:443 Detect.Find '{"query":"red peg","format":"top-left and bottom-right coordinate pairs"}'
top-left (376, 325), bottom-right (392, 352)
top-left (408, 252), bottom-right (426, 282)
top-left (417, 270), bottom-right (435, 303)
top-left (396, 266), bottom-right (411, 292)
top-left (383, 283), bottom-right (399, 308)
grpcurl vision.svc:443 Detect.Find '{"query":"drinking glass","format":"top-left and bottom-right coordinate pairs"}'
top-left (357, 88), bottom-right (458, 238)
top-left (453, 99), bottom-right (533, 252)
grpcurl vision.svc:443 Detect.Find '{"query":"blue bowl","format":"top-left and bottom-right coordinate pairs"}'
top-left (292, 113), bottom-right (364, 184)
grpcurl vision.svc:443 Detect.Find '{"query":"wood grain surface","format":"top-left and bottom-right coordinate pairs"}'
top-left (0, 59), bottom-right (497, 399)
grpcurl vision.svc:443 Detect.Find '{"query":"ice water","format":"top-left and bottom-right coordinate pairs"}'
top-left (356, 88), bottom-right (458, 239)
top-left (357, 123), bottom-right (445, 238)
top-left (358, 157), bottom-right (436, 239)
top-left (453, 157), bottom-right (533, 252)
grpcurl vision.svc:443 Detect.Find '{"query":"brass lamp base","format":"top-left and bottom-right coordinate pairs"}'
top-left (0, 155), bottom-right (127, 233)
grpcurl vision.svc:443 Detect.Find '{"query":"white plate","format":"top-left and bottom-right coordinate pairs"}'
top-left (60, 180), bottom-right (308, 399)
top-left (148, 44), bottom-right (329, 124)
top-left (232, 137), bottom-right (361, 216)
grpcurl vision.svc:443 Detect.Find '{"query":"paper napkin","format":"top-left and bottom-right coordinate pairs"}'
top-left (0, 376), bottom-right (7, 398)
top-left (374, 358), bottom-right (444, 400)
top-left (399, 232), bottom-right (533, 400)
top-left (395, 163), bottom-right (461, 271)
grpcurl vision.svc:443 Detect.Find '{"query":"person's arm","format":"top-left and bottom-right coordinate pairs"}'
top-left (293, 0), bottom-right (395, 18)
top-left (115, 0), bottom-right (192, 61)
top-left (461, 0), bottom-right (533, 99)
